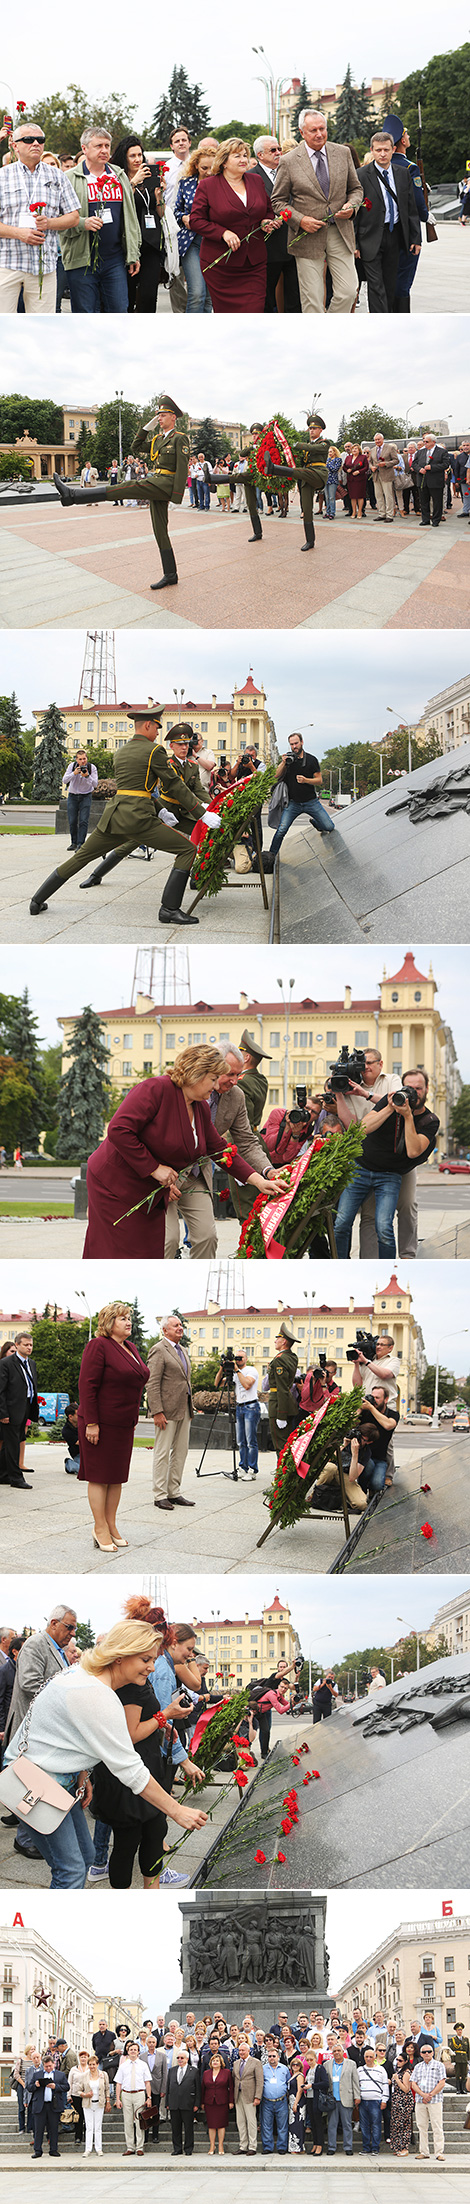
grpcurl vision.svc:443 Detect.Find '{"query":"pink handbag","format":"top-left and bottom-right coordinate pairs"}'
top-left (0, 1690), bottom-right (85, 1833)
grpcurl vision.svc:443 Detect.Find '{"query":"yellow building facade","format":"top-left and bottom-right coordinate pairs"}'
top-left (58, 954), bottom-right (459, 1150)
top-left (336, 1913), bottom-right (470, 2039)
top-left (92, 1995), bottom-right (144, 2035)
top-left (425, 1589), bottom-right (470, 1656)
top-left (192, 1594), bottom-right (300, 1691)
top-left (187, 1276), bottom-right (424, 1411)
top-left (34, 673), bottom-right (275, 766)
top-left (278, 75), bottom-right (400, 145)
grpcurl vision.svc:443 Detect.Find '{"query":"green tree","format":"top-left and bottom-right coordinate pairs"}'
top-left (335, 1633), bottom-right (448, 1687)
top-left (333, 65), bottom-right (373, 144)
top-left (32, 83), bottom-right (138, 159)
top-left (0, 452), bottom-right (34, 481)
top-left (31, 1312), bottom-right (91, 1396)
top-left (33, 702), bottom-right (67, 801)
top-left (0, 395), bottom-right (64, 444)
top-left (419, 1363), bottom-right (455, 1406)
top-left (130, 1296), bottom-right (147, 1353)
top-left (76, 421), bottom-right (93, 470)
top-left (382, 725), bottom-right (442, 776)
top-left (40, 1044), bottom-right (63, 1141)
top-left (149, 66), bottom-right (211, 143)
top-left (321, 740), bottom-right (382, 797)
top-left (1, 988), bottom-right (46, 1140)
top-left (450, 1085), bottom-right (470, 1148)
top-left (56, 1004), bottom-right (112, 1160)
top-left (191, 1351), bottom-right (219, 1389)
top-left (210, 117), bottom-right (266, 149)
top-left (0, 1056), bottom-right (38, 1148)
top-left (397, 43), bottom-right (470, 182)
top-left (0, 692), bottom-right (26, 797)
top-left (193, 417), bottom-right (231, 464)
top-left (74, 1620), bottom-right (96, 1650)
top-left (339, 404), bottom-right (408, 443)
top-left (291, 76), bottom-right (310, 135)
top-left (87, 399), bottom-right (144, 474)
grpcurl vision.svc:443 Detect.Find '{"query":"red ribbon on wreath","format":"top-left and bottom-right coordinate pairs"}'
top-left (253, 419), bottom-right (296, 477)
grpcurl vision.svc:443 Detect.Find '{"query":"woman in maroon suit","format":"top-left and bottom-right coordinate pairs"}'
top-left (78, 1300), bottom-right (149, 1551)
top-left (190, 138), bottom-right (280, 312)
top-left (201, 2052), bottom-right (234, 2154)
top-left (83, 1045), bottom-right (285, 1259)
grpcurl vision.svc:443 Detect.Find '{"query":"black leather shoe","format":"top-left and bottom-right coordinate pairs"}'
top-left (9, 1476), bottom-right (32, 1488)
top-left (154, 1498), bottom-right (174, 1510)
top-left (171, 1496), bottom-right (195, 1506)
top-left (150, 575), bottom-right (178, 589)
top-left (14, 1837), bottom-right (43, 1860)
top-left (158, 906), bottom-right (199, 925)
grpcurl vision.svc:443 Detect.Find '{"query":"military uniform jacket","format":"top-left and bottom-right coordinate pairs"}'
top-left (132, 421), bottom-right (190, 505)
top-left (268, 1344), bottom-right (299, 1419)
top-left (292, 436), bottom-right (329, 488)
top-left (239, 1065), bottom-right (268, 1130)
top-left (95, 731), bottom-right (193, 843)
top-left (151, 748), bottom-right (204, 825)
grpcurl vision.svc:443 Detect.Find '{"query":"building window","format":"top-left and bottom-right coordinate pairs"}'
top-left (123, 1062), bottom-right (132, 1077)
top-left (240, 720), bottom-right (247, 733)
top-left (392, 1030), bottom-right (403, 1047)
top-left (445, 1984), bottom-right (455, 1998)
top-left (414, 991), bottom-right (422, 1002)
top-left (444, 1958), bottom-right (454, 1971)
top-left (123, 1034), bottom-right (132, 1050)
top-left (143, 1061), bottom-right (153, 1074)
top-left (391, 991), bottom-right (399, 1003)
top-left (217, 739), bottom-right (226, 751)
top-left (269, 1059), bottom-right (280, 1075)
top-left (2, 2038), bottom-right (12, 2053)
top-left (102, 721), bottom-right (108, 731)
top-left (201, 721), bottom-right (208, 731)
top-left (269, 1031), bottom-right (280, 1047)
top-left (218, 721), bottom-right (227, 732)
top-left (166, 1034), bottom-right (175, 1049)
top-left (3, 2012), bottom-right (12, 2026)
top-left (87, 720), bottom-right (94, 731)
top-left (336, 1327), bottom-right (344, 1338)
top-left (355, 1030), bottom-right (369, 1047)
top-left (446, 2008), bottom-right (456, 2023)
top-left (143, 1035), bottom-right (153, 1050)
top-left (326, 1031), bottom-right (337, 1047)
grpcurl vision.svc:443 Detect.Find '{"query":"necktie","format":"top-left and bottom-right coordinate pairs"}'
top-left (314, 148), bottom-right (329, 197)
top-left (380, 168), bottom-right (396, 228)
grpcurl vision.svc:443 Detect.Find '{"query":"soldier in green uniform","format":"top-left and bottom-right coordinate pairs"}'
top-left (268, 412), bottom-right (329, 551)
top-left (30, 707), bottom-right (204, 923)
top-left (238, 1030), bottom-right (270, 1130)
top-left (69, 722), bottom-right (208, 895)
top-left (54, 397), bottom-right (190, 590)
top-left (267, 1320), bottom-right (300, 1455)
top-left (205, 427), bottom-right (264, 541)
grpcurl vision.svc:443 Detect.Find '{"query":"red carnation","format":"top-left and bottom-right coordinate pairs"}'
top-left (312, 1770), bottom-right (321, 1779)
top-left (254, 1849), bottom-right (266, 1864)
top-left (277, 1851), bottom-right (286, 1863)
top-left (292, 1755), bottom-right (300, 1766)
top-left (364, 197), bottom-right (372, 211)
top-left (421, 1522), bottom-right (434, 1540)
top-left (233, 1771), bottom-right (249, 1789)
top-left (16, 100), bottom-right (26, 113)
top-left (281, 1817), bottom-right (293, 1835)
top-left (280, 206), bottom-right (293, 220)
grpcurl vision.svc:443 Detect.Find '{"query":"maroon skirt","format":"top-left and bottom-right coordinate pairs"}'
top-left (77, 1416), bottom-right (139, 1486)
top-left (202, 258), bottom-right (267, 314)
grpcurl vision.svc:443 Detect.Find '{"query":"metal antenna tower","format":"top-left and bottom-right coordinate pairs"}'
top-left (205, 1262), bottom-right (246, 1311)
top-left (142, 1575), bottom-right (169, 1613)
top-left (131, 948), bottom-right (192, 1005)
top-left (78, 631), bottom-right (117, 705)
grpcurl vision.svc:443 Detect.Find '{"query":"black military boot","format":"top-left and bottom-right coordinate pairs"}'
top-left (53, 473), bottom-right (107, 506)
top-left (301, 522), bottom-right (315, 551)
top-left (248, 511), bottom-right (263, 542)
top-left (30, 869), bottom-right (63, 915)
top-left (80, 850), bottom-right (125, 889)
top-left (151, 550), bottom-right (178, 591)
top-left (159, 868), bottom-right (199, 925)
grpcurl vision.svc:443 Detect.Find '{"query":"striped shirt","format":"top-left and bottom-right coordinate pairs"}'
top-left (0, 160), bottom-right (80, 271)
top-left (412, 2059), bottom-right (446, 2097)
top-left (357, 2065), bottom-right (389, 2102)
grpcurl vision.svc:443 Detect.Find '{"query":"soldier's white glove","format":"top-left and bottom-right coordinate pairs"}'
top-left (202, 810), bottom-right (222, 829)
top-left (159, 808), bottom-right (178, 826)
top-left (277, 1419), bottom-right (287, 1428)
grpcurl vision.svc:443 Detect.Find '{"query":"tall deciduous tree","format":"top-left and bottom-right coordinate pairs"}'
top-left (0, 395), bottom-right (63, 443)
top-left (451, 1085), bottom-right (470, 1147)
top-left (32, 83), bottom-right (138, 158)
top-left (0, 1056), bottom-right (38, 1147)
top-left (339, 404), bottom-right (408, 442)
top-left (87, 399), bottom-right (143, 473)
top-left (33, 703), bottom-right (67, 801)
top-left (149, 66), bottom-right (211, 142)
top-left (398, 44), bottom-right (470, 181)
top-left (56, 1005), bottom-right (112, 1160)
top-left (30, 1313), bottom-right (91, 1396)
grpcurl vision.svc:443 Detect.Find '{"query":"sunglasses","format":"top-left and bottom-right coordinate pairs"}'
top-left (18, 134), bottom-right (45, 145)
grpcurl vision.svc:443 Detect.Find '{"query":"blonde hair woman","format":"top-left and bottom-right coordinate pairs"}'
top-left (4, 1618), bottom-right (208, 1888)
top-left (83, 1048), bottom-right (284, 1260)
top-left (190, 137), bottom-right (281, 313)
top-left (174, 140), bottom-right (219, 312)
top-left (80, 2054), bottom-right (110, 2155)
top-left (77, 1301), bottom-right (149, 1552)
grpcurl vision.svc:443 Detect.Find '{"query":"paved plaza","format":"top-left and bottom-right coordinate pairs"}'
top-left (0, 822), bottom-right (273, 944)
top-left (69, 219), bottom-right (469, 313)
top-left (0, 496), bottom-right (468, 631)
top-left (1, 2158), bottom-right (469, 2195)
top-left (0, 1157), bottom-right (464, 1253)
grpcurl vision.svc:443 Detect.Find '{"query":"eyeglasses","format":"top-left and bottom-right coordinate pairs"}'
top-left (18, 134), bottom-right (45, 145)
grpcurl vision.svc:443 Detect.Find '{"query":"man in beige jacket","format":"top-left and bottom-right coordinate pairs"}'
top-left (147, 1316), bottom-right (193, 1511)
top-left (233, 2042), bottom-right (264, 2155)
top-left (164, 1043), bottom-right (276, 1256)
top-left (272, 109), bottom-right (363, 312)
top-left (369, 431), bottom-right (399, 521)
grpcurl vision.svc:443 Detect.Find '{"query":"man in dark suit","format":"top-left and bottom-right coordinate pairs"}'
top-left (165, 2045), bottom-right (200, 2155)
top-left (0, 1329), bottom-right (38, 1487)
top-left (32, 2055), bottom-right (69, 2157)
top-left (252, 136), bottom-right (301, 312)
top-left (355, 129), bottom-right (421, 312)
top-left (413, 435), bottom-right (448, 527)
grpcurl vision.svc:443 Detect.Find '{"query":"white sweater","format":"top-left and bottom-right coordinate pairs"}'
top-left (5, 1667), bottom-right (149, 1796)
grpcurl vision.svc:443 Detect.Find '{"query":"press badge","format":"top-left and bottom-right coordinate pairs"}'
top-left (145, 214), bottom-right (156, 228)
top-left (100, 208), bottom-right (113, 223)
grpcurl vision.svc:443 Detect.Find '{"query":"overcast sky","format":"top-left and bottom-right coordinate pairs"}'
top-left (2, 1568), bottom-right (467, 1656)
top-left (2, 630), bottom-right (469, 760)
top-left (3, 1885), bottom-right (469, 2010)
top-left (2, 1257), bottom-right (469, 1365)
top-left (2, 7), bottom-right (468, 136)
top-left (1, 319), bottom-right (469, 440)
top-left (1, 941), bottom-right (468, 1080)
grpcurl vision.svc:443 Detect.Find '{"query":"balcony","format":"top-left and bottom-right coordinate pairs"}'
top-left (419, 1969), bottom-right (436, 1981)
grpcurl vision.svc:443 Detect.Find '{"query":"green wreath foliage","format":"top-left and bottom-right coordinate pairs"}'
top-left (191, 765), bottom-right (276, 898)
top-left (192, 1687), bottom-right (251, 1776)
top-left (236, 1121), bottom-right (365, 1256)
top-left (265, 1388), bottom-right (364, 1529)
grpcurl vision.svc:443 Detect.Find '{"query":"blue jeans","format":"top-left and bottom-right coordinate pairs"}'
top-left (184, 240), bottom-right (212, 312)
top-left (197, 479), bottom-right (210, 509)
top-left (360, 1454), bottom-right (388, 1495)
top-left (260, 2094), bottom-right (289, 2152)
top-left (327, 2101), bottom-right (353, 2154)
top-left (67, 792), bottom-right (92, 847)
top-left (335, 1166), bottom-right (402, 1259)
top-left (325, 482), bottom-right (337, 516)
top-left (236, 1400), bottom-right (260, 1472)
top-left (22, 1799), bottom-right (95, 1888)
top-left (270, 796), bottom-right (335, 856)
top-left (68, 257), bottom-right (130, 313)
top-left (64, 1454), bottom-right (79, 1474)
top-left (359, 2100), bottom-right (383, 2153)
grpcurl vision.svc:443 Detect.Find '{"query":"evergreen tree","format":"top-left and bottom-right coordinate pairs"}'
top-left (291, 76), bottom-right (310, 135)
top-left (419, 1363), bottom-right (455, 1406)
top-left (149, 65), bottom-right (211, 142)
top-left (194, 417), bottom-right (230, 464)
top-left (33, 702), bottom-right (67, 801)
top-left (30, 1314), bottom-right (91, 1396)
top-left (2, 987), bottom-right (45, 1139)
top-left (0, 691), bottom-right (26, 798)
top-left (56, 1005), bottom-right (112, 1160)
top-left (450, 1086), bottom-right (470, 1148)
top-left (130, 1296), bottom-right (147, 1354)
top-left (74, 1620), bottom-right (96, 1650)
top-left (334, 64), bottom-right (373, 144)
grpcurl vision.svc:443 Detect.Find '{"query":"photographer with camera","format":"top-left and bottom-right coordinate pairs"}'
top-left (215, 1347), bottom-right (260, 1479)
top-left (343, 1384), bottom-right (400, 1499)
top-left (63, 749), bottom-right (98, 850)
top-left (334, 1069), bottom-right (439, 1259)
top-left (263, 731), bottom-right (339, 870)
top-left (263, 1091), bottom-right (323, 1167)
top-left (332, 1045), bottom-right (419, 1259)
top-left (300, 1354), bottom-right (340, 1417)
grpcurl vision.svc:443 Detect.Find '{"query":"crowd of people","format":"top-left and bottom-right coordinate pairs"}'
top-left (0, 1598), bottom-right (302, 1886)
top-left (0, 107), bottom-right (450, 314)
top-left (9, 2007), bottom-right (469, 2158)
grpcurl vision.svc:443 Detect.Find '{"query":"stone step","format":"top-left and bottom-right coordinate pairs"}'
top-left (1, 2098), bottom-right (468, 2156)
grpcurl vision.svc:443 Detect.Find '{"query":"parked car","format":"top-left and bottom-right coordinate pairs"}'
top-left (452, 1411), bottom-right (470, 1431)
top-left (439, 1157), bottom-right (470, 1174)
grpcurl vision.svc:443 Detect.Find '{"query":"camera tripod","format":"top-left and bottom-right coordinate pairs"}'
top-left (195, 1370), bottom-right (239, 1482)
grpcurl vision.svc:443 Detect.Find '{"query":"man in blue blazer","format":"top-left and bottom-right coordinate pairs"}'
top-left (32, 2056), bottom-right (69, 2157)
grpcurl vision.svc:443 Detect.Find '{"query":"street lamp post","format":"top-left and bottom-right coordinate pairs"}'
top-left (277, 974), bottom-right (295, 1107)
top-left (115, 389), bottom-right (124, 468)
top-left (405, 403), bottom-right (423, 438)
top-left (387, 705), bottom-right (413, 778)
top-left (432, 1326), bottom-right (469, 1428)
top-left (75, 1288), bottom-right (92, 1339)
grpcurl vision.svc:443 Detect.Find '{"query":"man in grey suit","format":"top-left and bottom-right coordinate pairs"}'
top-left (147, 1317), bottom-right (194, 1511)
top-left (164, 1042), bottom-right (276, 1255)
top-left (2, 1605), bottom-right (77, 1860)
top-left (272, 109), bottom-right (363, 312)
top-left (251, 136), bottom-right (301, 312)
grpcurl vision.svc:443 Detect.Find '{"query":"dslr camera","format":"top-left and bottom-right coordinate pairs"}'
top-left (312, 1350), bottom-right (328, 1381)
top-left (390, 1082), bottom-right (421, 1113)
top-left (325, 1044), bottom-right (366, 1095)
top-left (346, 1326), bottom-right (380, 1364)
top-left (289, 1082), bottom-right (310, 1129)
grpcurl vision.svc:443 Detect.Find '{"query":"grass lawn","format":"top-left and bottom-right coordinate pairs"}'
top-left (0, 1200), bottom-right (73, 1217)
top-left (0, 823), bottom-right (54, 835)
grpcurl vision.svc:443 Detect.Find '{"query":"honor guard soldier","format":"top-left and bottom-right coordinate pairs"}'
top-left (205, 435), bottom-right (264, 543)
top-left (54, 396), bottom-right (190, 590)
top-left (267, 414), bottom-right (329, 550)
top-left (383, 113), bottom-right (429, 312)
top-left (239, 1031), bottom-right (270, 1129)
top-left (268, 1321), bottom-right (300, 1455)
top-left (30, 706), bottom-right (203, 924)
top-left (69, 722), bottom-right (207, 896)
